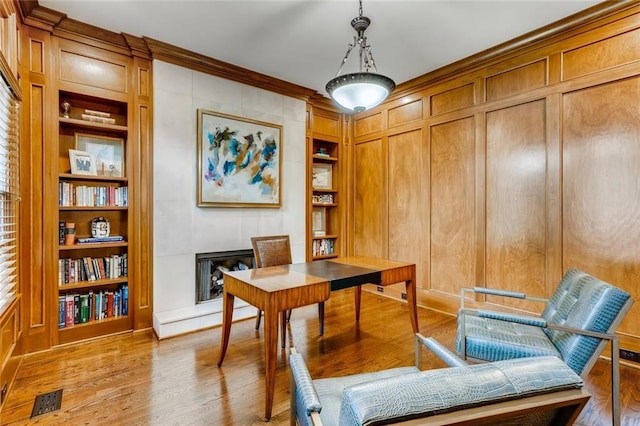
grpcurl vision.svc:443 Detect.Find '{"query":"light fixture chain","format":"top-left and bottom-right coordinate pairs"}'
top-left (334, 37), bottom-right (357, 77)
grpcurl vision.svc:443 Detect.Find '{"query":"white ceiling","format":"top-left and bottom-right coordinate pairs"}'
top-left (38, 0), bottom-right (602, 97)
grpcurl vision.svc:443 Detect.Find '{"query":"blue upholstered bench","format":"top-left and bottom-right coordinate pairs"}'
top-left (289, 336), bottom-right (589, 426)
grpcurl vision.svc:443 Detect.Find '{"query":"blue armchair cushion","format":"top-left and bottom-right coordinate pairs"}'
top-left (460, 314), bottom-right (561, 361)
top-left (338, 356), bottom-right (582, 425)
top-left (303, 366), bottom-right (419, 426)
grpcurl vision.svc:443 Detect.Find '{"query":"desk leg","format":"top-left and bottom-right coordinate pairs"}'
top-left (217, 291), bottom-right (235, 367)
top-left (355, 285), bottom-right (362, 322)
top-left (318, 302), bottom-right (324, 336)
top-left (264, 304), bottom-right (279, 420)
top-left (405, 278), bottom-right (419, 333)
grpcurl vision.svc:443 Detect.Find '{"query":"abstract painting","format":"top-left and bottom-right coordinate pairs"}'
top-left (197, 109), bottom-right (282, 207)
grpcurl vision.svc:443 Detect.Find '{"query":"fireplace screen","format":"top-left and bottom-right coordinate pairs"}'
top-left (196, 249), bottom-right (255, 303)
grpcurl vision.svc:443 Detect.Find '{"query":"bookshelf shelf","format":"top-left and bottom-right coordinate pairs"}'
top-left (59, 116), bottom-right (128, 133)
top-left (59, 242), bottom-right (128, 250)
top-left (59, 173), bottom-right (128, 183)
top-left (59, 206), bottom-right (128, 211)
top-left (58, 278), bottom-right (129, 291)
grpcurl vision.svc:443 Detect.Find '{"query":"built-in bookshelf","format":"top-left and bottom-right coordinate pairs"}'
top-left (307, 106), bottom-right (344, 260)
top-left (56, 90), bottom-right (131, 344)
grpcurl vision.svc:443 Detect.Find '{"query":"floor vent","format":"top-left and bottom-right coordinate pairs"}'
top-left (31, 389), bottom-right (63, 418)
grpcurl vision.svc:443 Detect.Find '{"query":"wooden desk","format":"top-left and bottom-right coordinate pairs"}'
top-left (216, 256), bottom-right (418, 420)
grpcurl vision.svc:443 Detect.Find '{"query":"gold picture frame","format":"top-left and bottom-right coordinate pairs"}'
top-left (197, 109), bottom-right (282, 207)
top-left (75, 133), bottom-right (125, 177)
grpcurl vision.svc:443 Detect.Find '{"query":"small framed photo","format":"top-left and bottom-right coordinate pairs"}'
top-left (312, 163), bottom-right (332, 190)
top-left (69, 149), bottom-right (97, 176)
top-left (312, 207), bottom-right (326, 236)
top-left (75, 133), bottom-right (125, 177)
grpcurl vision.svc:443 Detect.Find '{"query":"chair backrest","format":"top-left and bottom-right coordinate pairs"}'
top-left (541, 268), bottom-right (633, 376)
top-left (251, 235), bottom-right (292, 268)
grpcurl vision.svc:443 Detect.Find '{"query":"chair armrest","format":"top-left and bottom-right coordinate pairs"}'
top-left (461, 287), bottom-right (548, 308)
top-left (415, 333), bottom-right (468, 367)
top-left (289, 353), bottom-right (322, 416)
top-left (474, 309), bottom-right (548, 327)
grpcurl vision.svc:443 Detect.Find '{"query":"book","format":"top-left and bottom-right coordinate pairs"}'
top-left (58, 221), bottom-right (65, 245)
top-left (122, 284), bottom-right (129, 315)
top-left (65, 294), bottom-right (74, 328)
top-left (84, 108), bottom-right (111, 118)
top-left (73, 293), bottom-right (80, 324)
top-left (79, 294), bottom-right (90, 323)
top-left (76, 235), bottom-right (124, 244)
top-left (83, 257), bottom-right (96, 281)
top-left (58, 295), bottom-right (66, 329)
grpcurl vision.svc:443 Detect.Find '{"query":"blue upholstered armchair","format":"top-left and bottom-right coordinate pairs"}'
top-left (456, 268), bottom-right (633, 426)
top-left (290, 337), bottom-right (589, 425)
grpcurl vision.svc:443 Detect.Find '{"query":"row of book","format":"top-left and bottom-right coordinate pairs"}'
top-left (58, 285), bottom-right (129, 328)
top-left (312, 238), bottom-right (335, 256)
top-left (58, 254), bottom-right (128, 284)
top-left (59, 182), bottom-right (128, 207)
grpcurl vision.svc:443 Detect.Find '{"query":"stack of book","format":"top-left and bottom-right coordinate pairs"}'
top-left (80, 108), bottom-right (116, 125)
top-left (76, 235), bottom-right (124, 244)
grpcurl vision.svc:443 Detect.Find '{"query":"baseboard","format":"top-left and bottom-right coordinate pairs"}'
top-left (153, 299), bottom-right (256, 339)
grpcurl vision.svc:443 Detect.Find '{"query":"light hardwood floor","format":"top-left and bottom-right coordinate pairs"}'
top-left (2, 289), bottom-right (639, 425)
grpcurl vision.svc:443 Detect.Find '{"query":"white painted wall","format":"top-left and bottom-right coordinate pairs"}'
top-left (152, 60), bottom-right (307, 338)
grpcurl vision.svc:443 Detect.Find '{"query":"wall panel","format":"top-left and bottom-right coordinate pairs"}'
top-left (562, 77), bottom-right (640, 336)
top-left (485, 60), bottom-right (547, 101)
top-left (388, 100), bottom-right (422, 128)
top-left (562, 28), bottom-right (640, 81)
top-left (430, 83), bottom-right (475, 116)
top-left (429, 117), bottom-right (476, 295)
top-left (388, 129), bottom-right (425, 288)
top-left (353, 139), bottom-right (384, 258)
top-left (485, 100), bottom-right (547, 310)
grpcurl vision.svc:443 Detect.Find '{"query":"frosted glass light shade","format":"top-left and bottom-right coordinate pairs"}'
top-left (326, 72), bottom-right (395, 113)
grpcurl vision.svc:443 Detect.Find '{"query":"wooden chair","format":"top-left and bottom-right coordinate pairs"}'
top-left (251, 235), bottom-right (293, 348)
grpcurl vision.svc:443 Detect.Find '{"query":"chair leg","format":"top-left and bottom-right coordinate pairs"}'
top-left (318, 302), bottom-right (325, 336)
top-left (612, 337), bottom-right (621, 426)
top-left (255, 308), bottom-right (262, 330)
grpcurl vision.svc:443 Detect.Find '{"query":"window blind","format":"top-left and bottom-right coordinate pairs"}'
top-left (0, 72), bottom-right (18, 316)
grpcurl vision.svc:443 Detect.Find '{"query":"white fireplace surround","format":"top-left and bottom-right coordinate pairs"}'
top-left (152, 60), bottom-right (307, 339)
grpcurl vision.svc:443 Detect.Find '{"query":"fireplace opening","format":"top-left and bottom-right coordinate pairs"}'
top-left (195, 249), bottom-right (255, 303)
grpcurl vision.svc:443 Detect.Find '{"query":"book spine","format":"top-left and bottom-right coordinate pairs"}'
top-left (122, 284), bottom-right (129, 316)
top-left (65, 294), bottom-right (74, 327)
top-left (73, 293), bottom-right (80, 324)
top-left (80, 294), bottom-right (90, 323)
top-left (58, 295), bottom-right (66, 329)
top-left (58, 221), bottom-right (65, 245)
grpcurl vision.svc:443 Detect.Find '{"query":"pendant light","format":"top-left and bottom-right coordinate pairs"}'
top-left (325, 0), bottom-right (395, 113)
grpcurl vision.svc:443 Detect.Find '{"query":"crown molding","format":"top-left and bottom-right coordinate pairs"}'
top-left (142, 36), bottom-right (316, 101)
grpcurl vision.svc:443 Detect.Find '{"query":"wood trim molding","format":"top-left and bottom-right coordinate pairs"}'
top-left (143, 36), bottom-right (316, 101)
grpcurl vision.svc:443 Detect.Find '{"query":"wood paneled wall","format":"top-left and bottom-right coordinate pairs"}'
top-left (349, 3), bottom-right (640, 350)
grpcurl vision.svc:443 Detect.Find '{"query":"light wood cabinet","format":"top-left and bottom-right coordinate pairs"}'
top-left (307, 106), bottom-right (344, 261)
top-left (21, 26), bottom-right (153, 350)
top-left (55, 91), bottom-right (131, 344)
